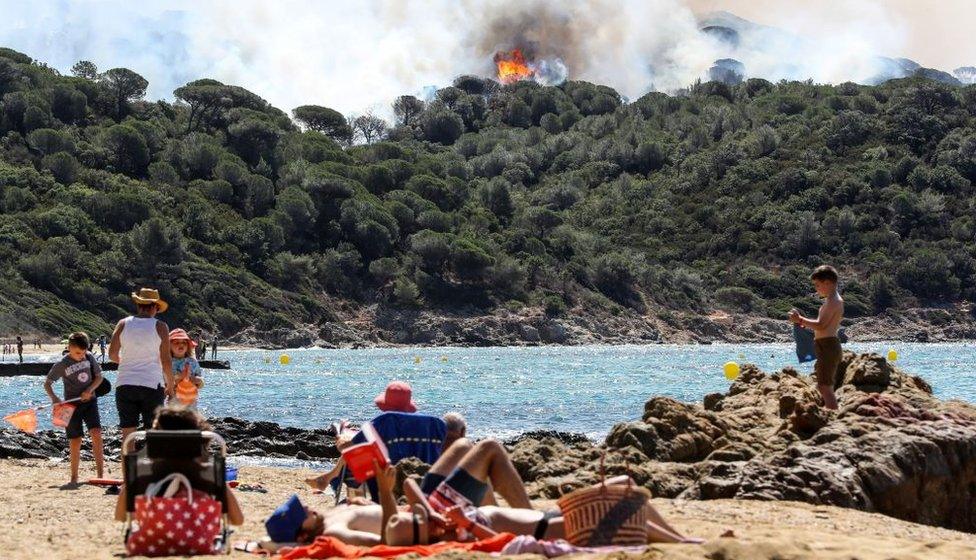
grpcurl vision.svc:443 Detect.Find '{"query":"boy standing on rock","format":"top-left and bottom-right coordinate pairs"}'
top-left (790, 265), bottom-right (844, 410)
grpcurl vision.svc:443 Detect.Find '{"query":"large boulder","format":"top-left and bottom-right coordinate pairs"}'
top-left (513, 352), bottom-right (976, 534)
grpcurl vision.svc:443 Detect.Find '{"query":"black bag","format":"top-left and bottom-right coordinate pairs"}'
top-left (87, 353), bottom-right (112, 397)
top-left (95, 377), bottom-right (112, 397)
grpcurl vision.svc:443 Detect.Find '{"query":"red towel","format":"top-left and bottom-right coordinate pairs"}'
top-left (279, 532), bottom-right (516, 559)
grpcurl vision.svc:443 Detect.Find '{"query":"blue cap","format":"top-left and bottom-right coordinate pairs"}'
top-left (265, 494), bottom-right (307, 542)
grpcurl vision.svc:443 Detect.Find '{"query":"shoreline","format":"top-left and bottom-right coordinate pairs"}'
top-left (228, 304), bottom-right (976, 349)
top-left (4, 352), bottom-right (976, 558)
top-left (4, 305), bottom-right (973, 351)
top-left (2, 457), bottom-right (975, 560)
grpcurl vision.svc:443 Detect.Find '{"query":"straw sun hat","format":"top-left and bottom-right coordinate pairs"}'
top-left (131, 287), bottom-right (168, 313)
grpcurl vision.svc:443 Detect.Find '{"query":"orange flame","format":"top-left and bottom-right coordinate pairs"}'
top-left (495, 49), bottom-right (535, 84)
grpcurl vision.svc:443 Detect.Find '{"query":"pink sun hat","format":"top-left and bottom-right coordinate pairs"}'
top-left (374, 381), bottom-right (417, 413)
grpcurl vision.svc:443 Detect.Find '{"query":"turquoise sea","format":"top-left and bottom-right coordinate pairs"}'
top-left (2, 343), bottom-right (975, 440)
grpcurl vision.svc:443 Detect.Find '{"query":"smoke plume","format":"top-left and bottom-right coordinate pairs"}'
top-left (0, 0), bottom-right (971, 116)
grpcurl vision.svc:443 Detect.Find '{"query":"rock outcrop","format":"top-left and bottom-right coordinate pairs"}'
top-left (511, 352), bottom-right (976, 533)
top-left (0, 416), bottom-right (340, 462)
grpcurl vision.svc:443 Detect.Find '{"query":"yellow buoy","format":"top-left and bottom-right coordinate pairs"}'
top-left (887, 349), bottom-right (898, 363)
top-left (724, 361), bottom-right (740, 381)
top-left (414, 356), bottom-right (422, 364)
top-left (280, 354), bottom-right (291, 365)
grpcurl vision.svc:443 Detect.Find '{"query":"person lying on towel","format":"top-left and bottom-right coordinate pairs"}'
top-left (265, 438), bottom-right (700, 547)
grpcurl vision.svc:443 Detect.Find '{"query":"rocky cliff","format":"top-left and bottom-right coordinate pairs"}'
top-left (511, 352), bottom-right (976, 532)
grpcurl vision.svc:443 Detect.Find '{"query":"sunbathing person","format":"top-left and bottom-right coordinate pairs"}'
top-left (271, 438), bottom-right (699, 547)
top-left (390, 438), bottom-right (699, 545)
top-left (114, 405), bottom-right (244, 525)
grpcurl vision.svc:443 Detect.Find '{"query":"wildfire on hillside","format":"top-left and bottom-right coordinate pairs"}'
top-left (494, 49), bottom-right (535, 84)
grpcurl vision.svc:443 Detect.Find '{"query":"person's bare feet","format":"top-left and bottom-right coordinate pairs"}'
top-left (305, 474), bottom-right (329, 491)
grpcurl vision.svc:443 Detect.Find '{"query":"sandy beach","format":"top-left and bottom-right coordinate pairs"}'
top-left (2, 458), bottom-right (975, 560)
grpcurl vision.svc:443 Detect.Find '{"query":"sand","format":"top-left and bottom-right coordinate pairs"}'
top-left (2, 458), bottom-right (975, 560)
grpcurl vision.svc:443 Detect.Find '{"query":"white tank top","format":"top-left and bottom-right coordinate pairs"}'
top-left (118, 316), bottom-right (164, 389)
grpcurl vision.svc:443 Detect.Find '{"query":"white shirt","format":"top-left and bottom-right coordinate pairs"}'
top-left (117, 316), bottom-right (163, 389)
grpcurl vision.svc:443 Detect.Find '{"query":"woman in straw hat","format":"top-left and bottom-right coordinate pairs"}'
top-left (108, 288), bottom-right (176, 445)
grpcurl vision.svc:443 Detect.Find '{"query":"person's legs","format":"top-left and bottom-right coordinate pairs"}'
top-left (139, 386), bottom-right (165, 430)
top-left (90, 428), bottom-right (105, 478)
top-left (454, 439), bottom-right (531, 509)
top-left (116, 386), bottom-right (142, 455)
top-left (818, 385), bottom-right (838, 410)
top-left (427, 438), bottom-right (473, 477)
top-left (68, 437), bottom-right (82, 483)
top-left (814, 338), bottom-right (841, 410)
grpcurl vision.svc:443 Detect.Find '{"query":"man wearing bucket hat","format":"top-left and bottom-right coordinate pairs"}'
top-left (109, 288), bottom-right (175, 445)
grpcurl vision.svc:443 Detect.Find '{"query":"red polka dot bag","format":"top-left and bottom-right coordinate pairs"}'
top-left (126, 473), bottom-right (222, 557)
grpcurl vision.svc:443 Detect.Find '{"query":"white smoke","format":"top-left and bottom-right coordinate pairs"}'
top-left (0, 0), bottom-right (963, 117)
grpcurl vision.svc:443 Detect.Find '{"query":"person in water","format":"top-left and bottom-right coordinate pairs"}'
top-left (790, 265), bottom-right (845, 410)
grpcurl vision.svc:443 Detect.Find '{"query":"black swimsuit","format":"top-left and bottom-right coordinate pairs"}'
top-left (534, 510), bottom-right (561, 540)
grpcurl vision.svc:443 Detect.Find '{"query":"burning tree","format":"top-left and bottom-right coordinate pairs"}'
top-left (495, 49), bottom-right (535, 84)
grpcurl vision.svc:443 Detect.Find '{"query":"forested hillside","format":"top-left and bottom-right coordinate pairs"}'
top-left (1, 46), bottom-right (974, 342)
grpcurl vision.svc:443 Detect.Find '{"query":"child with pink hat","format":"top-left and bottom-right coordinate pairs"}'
top-left (169, 328), bottom-right (204, 406)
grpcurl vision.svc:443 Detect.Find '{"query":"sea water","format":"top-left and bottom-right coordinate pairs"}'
top-left (2, 343), bottom-right (974, 440)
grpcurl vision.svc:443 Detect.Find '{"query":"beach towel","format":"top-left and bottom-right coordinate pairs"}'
top-left (277, 532), bottom-right (516, 559)
top-left (794, 324), bottom-right (816, 363)
top-left (365, 412), bottom-right (446, 465)
top-left (338, 412), bottom-right (447, 502)
top-left (794, 325), bottom-right (848, 364)
top-left (500, 535), bottom-right (648, 557)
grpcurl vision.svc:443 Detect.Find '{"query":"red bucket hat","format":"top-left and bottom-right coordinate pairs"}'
top-left (374, 381), bottom-right (417, 413)
top-left (169, 328), bottom-right (198, 347)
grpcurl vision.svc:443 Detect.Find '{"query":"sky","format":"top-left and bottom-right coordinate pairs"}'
top-left (0, 0), bottom-right (973, 117)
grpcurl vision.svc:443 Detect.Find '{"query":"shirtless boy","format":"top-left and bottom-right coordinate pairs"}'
top-left (790, 265), bottom-right (845, 410)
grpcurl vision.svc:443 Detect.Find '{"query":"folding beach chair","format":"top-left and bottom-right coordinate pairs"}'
top-left (121, 430), bottom-right (230, 555)
top-left (333, 411), bottom-right (447, 504)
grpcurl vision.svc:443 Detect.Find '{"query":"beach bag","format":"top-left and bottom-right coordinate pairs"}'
top-left (126, 473), bottom-right (221, 557)
top-left (556, 457), bottom-right (651, 547)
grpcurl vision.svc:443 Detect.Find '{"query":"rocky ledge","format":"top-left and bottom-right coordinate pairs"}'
top-left (509, 352), bottom-right (976, 533)
top-left (0, 417), bottom-right (340, 462)
top-left (230, 304), bottom-right (976, 348)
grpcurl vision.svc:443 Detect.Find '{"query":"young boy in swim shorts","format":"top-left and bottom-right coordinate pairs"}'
top-left (790, 265), bottom-right (845, 410)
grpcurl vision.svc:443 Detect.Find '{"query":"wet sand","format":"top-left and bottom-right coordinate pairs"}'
top-left (2, 458), bottom-right (975, 559)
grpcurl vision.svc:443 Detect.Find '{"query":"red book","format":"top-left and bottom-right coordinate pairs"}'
top-left (341, 423), bottom-right (390, 482)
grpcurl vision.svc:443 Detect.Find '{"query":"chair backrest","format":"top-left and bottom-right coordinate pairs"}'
top-left (350, 412), bottom-right (447, 502)
top-left (123, 430), bottom-right (227, 512)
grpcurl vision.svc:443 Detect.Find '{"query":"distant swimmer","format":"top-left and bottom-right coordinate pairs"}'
top-left (789, 265), bottom-right (844, 411)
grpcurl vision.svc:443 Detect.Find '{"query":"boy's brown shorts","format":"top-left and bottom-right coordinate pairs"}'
top-left (814, 337), bottom-right (842, 386)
